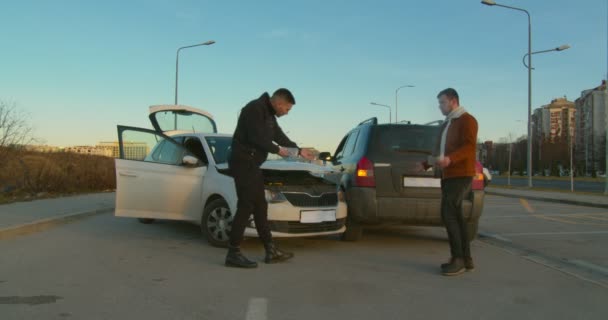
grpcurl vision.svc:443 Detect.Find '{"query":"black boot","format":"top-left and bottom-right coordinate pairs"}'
top-left (441, 257), bottom-right (465, 276)
top-left (264, 242), bottom-right (294, 264)
top-left (225, 246), bottom-right (258, 269)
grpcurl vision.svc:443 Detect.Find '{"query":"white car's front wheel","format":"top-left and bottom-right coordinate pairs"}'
top-left (202, 198), bottom-right (233, 248)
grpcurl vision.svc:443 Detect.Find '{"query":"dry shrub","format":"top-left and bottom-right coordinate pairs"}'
top-left (0, 148), bottom-right (115, 198)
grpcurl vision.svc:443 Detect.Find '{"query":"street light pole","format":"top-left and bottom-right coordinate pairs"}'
top-left (521, 45), bottom-right (571, 178)
top-left (570, 124), bottom-right (574, 192)
top-left (605, 2), bottom-right (608, 194)
top-left (395, 85), bottom-right (414, 123)
top-left (370, 102), bottom-right (392, 123)
top-left (482, 0), bottom-right (533, 188)
top-left (522, 45), bottom-right (571, 69)
top-left (175, 40), bottom-right (216, 105)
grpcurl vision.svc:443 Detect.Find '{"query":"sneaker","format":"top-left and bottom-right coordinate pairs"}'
top-left (441, 257), bottom-right (456, 270)
top-left (465, 257), bottom-right (475, 272)
top-left (441, 258), bottom-right (465, 276)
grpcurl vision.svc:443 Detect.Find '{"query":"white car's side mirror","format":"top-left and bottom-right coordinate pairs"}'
top-left (182, 155), bottom-right (200, 167)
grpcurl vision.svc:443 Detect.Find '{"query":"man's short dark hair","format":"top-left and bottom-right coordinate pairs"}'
top-left (272, 88), bottom-right (296, 104)
top-left (437, 88), bottom-right (459, 103)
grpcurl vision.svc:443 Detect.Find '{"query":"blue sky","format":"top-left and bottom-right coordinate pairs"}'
top-left (1, 0), bottom-right (606, 153)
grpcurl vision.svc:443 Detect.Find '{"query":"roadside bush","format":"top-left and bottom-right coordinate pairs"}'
top-left (0, 148), bottom-right (115, 201)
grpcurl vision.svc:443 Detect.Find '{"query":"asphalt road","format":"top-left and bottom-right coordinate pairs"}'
top-left (1, 196), bottom-right (607, 320)
top-left (492, 177), bottom-right (605, 193)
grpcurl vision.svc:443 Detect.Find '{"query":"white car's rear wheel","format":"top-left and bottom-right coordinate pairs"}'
top-left (202, 199), bottom-right (233, 248)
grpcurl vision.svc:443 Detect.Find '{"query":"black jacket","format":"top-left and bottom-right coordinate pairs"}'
top-left (231, 92), bottom-right (298, 166)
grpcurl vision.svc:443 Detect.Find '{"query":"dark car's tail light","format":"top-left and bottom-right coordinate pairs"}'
top-left (472, 161), bottom-right (484, 190)
top-left (355, 156), bottom-right (376, 187)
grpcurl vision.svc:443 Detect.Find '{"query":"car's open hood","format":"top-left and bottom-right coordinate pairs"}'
top-left (216, 160), bottom-right (337, 174)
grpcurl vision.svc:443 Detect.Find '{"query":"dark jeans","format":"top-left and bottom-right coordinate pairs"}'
top-left (440, 177), bottom-right (473, 259)
top-left (228, 159), bottom-right (272, 248)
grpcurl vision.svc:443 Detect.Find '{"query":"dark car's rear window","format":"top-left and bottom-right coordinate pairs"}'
top-left (370, 125), bottom-right (440, 158)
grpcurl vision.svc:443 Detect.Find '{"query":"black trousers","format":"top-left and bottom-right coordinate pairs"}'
top-left (440, 177), bottom-right (473, 259)
top-left (228, 158), bottom-right (272, 248)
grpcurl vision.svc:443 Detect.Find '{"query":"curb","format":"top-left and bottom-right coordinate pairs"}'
top-left (485, 191), bottom-right (608, 209)
top-left (0, 207), bottom-right (114, 240)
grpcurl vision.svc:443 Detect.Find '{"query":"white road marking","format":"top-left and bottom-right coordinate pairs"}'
top-left (570, 260), bottom-right (608, 276)
top-left (501, 230), bottom-right (608, 237)
top-left (246, 298), bottom-right (268, 320)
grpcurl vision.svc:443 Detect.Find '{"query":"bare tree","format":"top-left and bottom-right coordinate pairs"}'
top-left (0, 100), bottom-right (36, 161)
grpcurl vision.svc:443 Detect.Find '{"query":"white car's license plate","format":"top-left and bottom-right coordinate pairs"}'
top-left (300, 210), bottom-right (337, 223)
top-left (403, 177), bottom-right (441, 188)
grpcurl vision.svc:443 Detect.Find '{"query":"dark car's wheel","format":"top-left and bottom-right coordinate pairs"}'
top-left (202, 198), bottom-right (233, 248)
top-left (341, 216), bottom-right (363, 241)
top-left (467, 220), bottom-right (479, 241)
top-left (138, 218), bottom-right (155, 224)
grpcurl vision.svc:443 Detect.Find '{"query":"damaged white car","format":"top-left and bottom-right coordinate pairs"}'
top-left (114, 105), bottom-right (347, 247)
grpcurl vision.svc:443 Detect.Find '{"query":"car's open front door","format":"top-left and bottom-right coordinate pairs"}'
top-left (114, 125), bottom-right (206, 221)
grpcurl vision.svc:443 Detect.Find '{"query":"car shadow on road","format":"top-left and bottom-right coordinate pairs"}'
top-left (124, 218), bottom-right (453, 274)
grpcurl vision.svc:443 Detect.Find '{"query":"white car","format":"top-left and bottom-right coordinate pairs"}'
top-left (482, 167), bottom-right (492, 187)
top-left (114, 105), bottom-right (347, 247)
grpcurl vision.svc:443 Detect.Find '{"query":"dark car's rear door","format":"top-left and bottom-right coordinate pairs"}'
top-left (369, 125), bottom-right (442, 199)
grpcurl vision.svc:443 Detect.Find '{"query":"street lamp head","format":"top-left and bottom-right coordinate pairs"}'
top-left (481, 0), bottom-right (496, 5)
top-left (556, 44), bottom-right (570, 51)
top-left (202, 40), bottom-right (216, 45)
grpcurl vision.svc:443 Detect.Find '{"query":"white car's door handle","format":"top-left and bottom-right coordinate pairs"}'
top-left (119, 171), bottom-right (138, 177)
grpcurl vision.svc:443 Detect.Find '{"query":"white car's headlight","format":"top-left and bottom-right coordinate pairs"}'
top-left (264, 190), bottom-right (287, 203)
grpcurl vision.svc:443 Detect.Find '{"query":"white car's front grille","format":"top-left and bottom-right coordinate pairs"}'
top-left (269, 219), bottom-right (346, 234)
top-left (282, 192), bottom-right (338, 207)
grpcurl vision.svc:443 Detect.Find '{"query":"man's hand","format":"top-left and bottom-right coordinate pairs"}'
top-left (299, 148), bottom-right (315, 161)
top-left (436, 156), bottom-right (451, 169)
top-left (278, 147), bottom-right (291, 157)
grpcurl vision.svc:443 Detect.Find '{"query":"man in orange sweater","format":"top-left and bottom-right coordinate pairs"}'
top-left (435, 88), bottom-right (478, 276)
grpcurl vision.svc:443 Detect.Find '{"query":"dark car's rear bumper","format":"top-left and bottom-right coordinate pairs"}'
top-left (347, 187), bottom-right (484, 225)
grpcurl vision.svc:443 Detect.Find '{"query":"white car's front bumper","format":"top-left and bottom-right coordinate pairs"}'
top-left (243, 201), bottom-right (348, 238)
top-left (244, 226), bottom-right (346, 238)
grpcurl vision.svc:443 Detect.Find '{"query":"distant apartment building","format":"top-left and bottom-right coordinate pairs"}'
top-left (575, 80), bottom-right (608, 174)
top-left (532, 97), bottom-right (576, 143)
top-left (64, 145), bottom-right (114, 157)
top-left (24, 145), bottom-right (62, 153)
top-left (97, 141), bottom-right (148, 160)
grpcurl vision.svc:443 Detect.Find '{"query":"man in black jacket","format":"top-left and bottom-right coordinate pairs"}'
top-left (226, 88), bottom-right (314, 268)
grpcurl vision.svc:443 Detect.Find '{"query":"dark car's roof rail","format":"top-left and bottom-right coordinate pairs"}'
top-left (358, 117), bottom-right (378, 127)
top-left (424, 120), bottom-right (444, 126)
